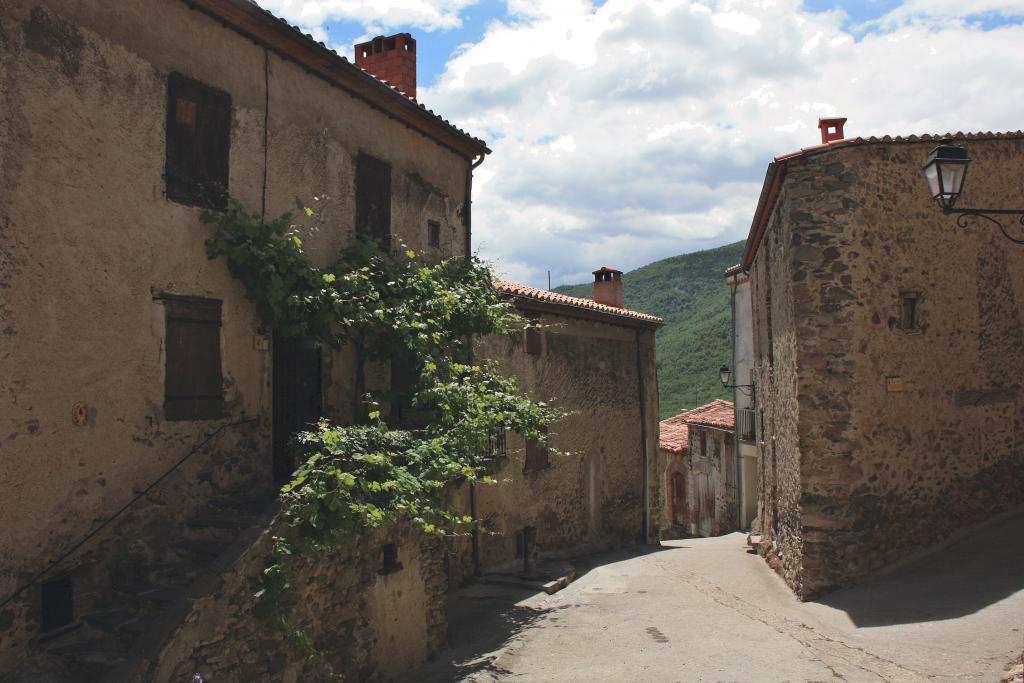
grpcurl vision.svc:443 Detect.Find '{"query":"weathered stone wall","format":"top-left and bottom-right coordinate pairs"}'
top-left (750, 184), bottom-right (804, 592)
top-left (683, 426), bottom-right (737, 537)
top-left (0, 0), bottom-right (471, 671)
top-left (152, 521), bottom-right (447, 683)
top-left (471, 314), bottom-right (660, 573)
top-left (753, 136), bottom-right (1024, 597)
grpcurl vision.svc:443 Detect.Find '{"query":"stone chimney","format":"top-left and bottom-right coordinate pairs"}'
top-left (593, 267), bottom-right (624, 308)
top-left (818, 117), bottom-right (847, 144)
top-left (355, 33), bottom-right (417, 98)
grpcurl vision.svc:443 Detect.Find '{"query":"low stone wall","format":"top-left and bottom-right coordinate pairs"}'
top-left (152, 519), bottom-right (447, 682)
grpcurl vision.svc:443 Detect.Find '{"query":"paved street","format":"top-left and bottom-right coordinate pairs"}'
top-left (407, 509), bottom-right (1024, 682)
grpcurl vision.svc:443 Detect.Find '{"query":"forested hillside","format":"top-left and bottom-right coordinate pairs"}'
top-left (554, 241), bottom-right (744, 419)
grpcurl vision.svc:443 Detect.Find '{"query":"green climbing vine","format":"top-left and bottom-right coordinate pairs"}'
top-left (201, 202), bottom-right (560, 664)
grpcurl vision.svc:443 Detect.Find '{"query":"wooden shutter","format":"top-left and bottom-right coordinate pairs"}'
top-left (524, 426), bottom-right (550, 472)
top-left (356, 153), bottom-right (392, 248)
top-left (166, 73), bottom-right (231, 210)
top-left (163, 296), bottom-right (223, 420)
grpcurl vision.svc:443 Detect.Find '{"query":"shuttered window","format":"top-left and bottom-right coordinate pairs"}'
top-left (356, 153), bottom-right (392, 248)
top-left (524, 426), bottom-right (550, 473)
top-left (166, 72), bottom-right (231, 210)
top-left (163, 296), bottom-right (223, 421)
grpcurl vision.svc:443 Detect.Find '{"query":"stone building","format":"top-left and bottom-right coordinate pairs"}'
top-left (0, 0), bottom-right (486, 679)
top-left (741, 119), bottom-right (1024, 598)
top-left (0, 2), bottom-right (663, 679)
top-left (657, 399), bottom-right (737, 538)
top-left (470, 272), bottom-right (662, 573)
top-left (725, 264), bottom-right (758, 529)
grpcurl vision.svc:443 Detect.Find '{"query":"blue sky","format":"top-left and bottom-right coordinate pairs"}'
top-left (260, 0), bottom-right (1024, 287)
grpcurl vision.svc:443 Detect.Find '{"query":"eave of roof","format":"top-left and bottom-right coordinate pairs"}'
top-left (182, 0), bottom-right (491, 160)
top-left (495, 281), bottom-right (663, 329)
top-left (741, 130), bottom-right (1024, 269)
top-left (664, 398), bottom-right (735, 431)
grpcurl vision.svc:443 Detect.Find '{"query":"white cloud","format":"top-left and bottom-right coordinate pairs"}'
top-left (257, 0), bottom-right (479, 34)
top-left (416, 0), bottom-right (1024, 288)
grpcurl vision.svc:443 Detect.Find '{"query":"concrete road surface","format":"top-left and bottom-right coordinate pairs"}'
top-left (406, 508), bottom-right (1024, 682)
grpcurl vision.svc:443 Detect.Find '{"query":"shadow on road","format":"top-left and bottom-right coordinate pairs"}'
top-left (816, 507), bottom-right (1024, 627)
top-left (403, 544), bottom-right (672, 682)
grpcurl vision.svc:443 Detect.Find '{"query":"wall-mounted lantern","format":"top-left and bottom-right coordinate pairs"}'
top-left (923, 139), bottom-right (1024, 244)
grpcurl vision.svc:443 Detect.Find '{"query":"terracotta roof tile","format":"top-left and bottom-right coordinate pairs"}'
top-left (211, 1), bottom-right (489, 152)
top-left (773, 130), bottom-right (1024, 163)
top-left (495, 281), bottom-right (663, 326)
top-left (658, 417), bottom-right (689, 454)
top-left (659, 399), bottom-right (735, 446)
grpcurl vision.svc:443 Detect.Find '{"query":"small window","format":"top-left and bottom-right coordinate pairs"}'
top-left (484, 425), bottom-right (507, 459)
top-left (699, 431), bottom-right (707, 457)
top-left (356, 153), bottom-right (392, 249)
top-left (166, 73), bottom-right (231, 210)
top-left (380, 543), bottom-right (401, 574)
top-left (40, 577), bottom-right (74, 632)
top-left (524, 426), bottom-right (550, 473)
top-left (902, 293), bottom-right (920, 331)
top-left (428, 220), bottom-right (441, 249)
top-left (163, 295), bottom-right (223, 421)
top-left (525, 325), bottom-right (542, 355)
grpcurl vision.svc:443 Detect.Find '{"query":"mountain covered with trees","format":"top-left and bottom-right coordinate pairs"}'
top-left (553, 240), bottom-right (744, 419)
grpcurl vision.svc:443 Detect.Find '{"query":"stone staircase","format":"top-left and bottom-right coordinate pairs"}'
top-left (30, 487), bottom-right (278, 683)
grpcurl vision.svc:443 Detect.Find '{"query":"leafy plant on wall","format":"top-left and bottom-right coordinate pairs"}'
top-left (202, 203), bottom-right (559, 666)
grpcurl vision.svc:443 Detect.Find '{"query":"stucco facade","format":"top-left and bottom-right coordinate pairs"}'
top-left (745, 130), bottom-right (1024, 598)
top-left (0, 0), bottom-right (486, 678)
top-left (726, 267), bottom-right (758, 529)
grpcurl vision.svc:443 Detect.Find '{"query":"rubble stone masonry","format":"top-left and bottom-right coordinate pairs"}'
top-left (751, 135), bottom-right (1024, 597)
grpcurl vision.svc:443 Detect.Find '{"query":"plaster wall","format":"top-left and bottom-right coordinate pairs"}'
top-left (471, 314), bottom-right (660, 573)
top-left (0, 0), bottom-right (471, 669)
top-left (753, 136), bottom-right (1024, 597)
top-left (729, 275), bottom-right (758, 527)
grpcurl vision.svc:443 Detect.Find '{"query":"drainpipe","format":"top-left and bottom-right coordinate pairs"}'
top-left (635, 329), bottom-right (651, 543)
top-left (465, 152), bottom-right (486, 576)
top-left (730, 271), bottom-right (743, 530)
top-left (464, 153), bottom-right (486, 258)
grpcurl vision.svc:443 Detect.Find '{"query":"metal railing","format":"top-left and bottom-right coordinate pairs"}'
top-left (738, 408), bottom-right (756, 442)
top-left (0, 417), bottom-right (258, 613)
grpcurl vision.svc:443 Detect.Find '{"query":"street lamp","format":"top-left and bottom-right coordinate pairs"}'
top-left (922, 139), bottom-right (1024, 244)
top-left (719, 364), bottom-right (754, 393)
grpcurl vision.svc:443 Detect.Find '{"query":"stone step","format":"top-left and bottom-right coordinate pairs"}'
top-left (170, 538), bottom-right (227, 560)
top-left (81, 609), bottom-right (156, 637)
top-left (185, 511), bottom-right (257, 531)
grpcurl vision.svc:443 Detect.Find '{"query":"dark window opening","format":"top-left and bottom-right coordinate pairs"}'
top-left (483, 425), bottom-right (507, 460)
top-left (699, 431), bottom-right (707, 456)
top-left (384, 37), bottom-right (396, 50)
top-left (525, 324), bottom-right (542, 355)
top-left (40, 577), bottom-right (74, 632)
top-left (356, 153), bottom-right (392, 249)
top-left (515, 530), bottom-right (524, 558)
top-left (166, 73), bottom-right (231, 210)
top-left (162, 295), bottom-right (223, 421)
top-left (380, 543), bottom-right (402, 574)
top-left (428, 220), bottom-right (441, 248)
top-left (902, 293), bottom-right (920, 331)
top-left (524, 426), bottom-right (550, 473)
top-left (389, 350), bottom-right (424, 428)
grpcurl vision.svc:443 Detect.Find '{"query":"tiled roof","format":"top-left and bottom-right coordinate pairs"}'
top-left (189, 0), bottom-right (489, 156)
top-left (774, 130), bottom-right (1024, 163)
top-left (659, 399), bottom-right (735, 452)
top-left (495, 281), bottom-right (663, 327)
top-left (659, 416), bottom-right (690, 454)
top-left (742, 130), bottom-right (1024, 269)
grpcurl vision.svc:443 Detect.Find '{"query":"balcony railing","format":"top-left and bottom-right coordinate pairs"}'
top-left (738, 408), bottom-right (756, 442)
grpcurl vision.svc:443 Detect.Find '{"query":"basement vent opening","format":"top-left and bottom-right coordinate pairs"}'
top-left (40, 576), bottom-right (74, 632)
top-left (380, 543), bottom-right (402, 575)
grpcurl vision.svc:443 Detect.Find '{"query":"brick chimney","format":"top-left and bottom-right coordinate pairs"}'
top-left (593, 267), bottom-right (624, 308)
top-left (818, 117), bottom-right (847, 144)
top-left (355, 33), bottom-right (417, 98)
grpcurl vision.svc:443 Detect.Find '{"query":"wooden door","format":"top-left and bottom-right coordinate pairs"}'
top-left (272, 334), bottom-right (322, 483)
top-left (695, 472), bottom-right (714, 537)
